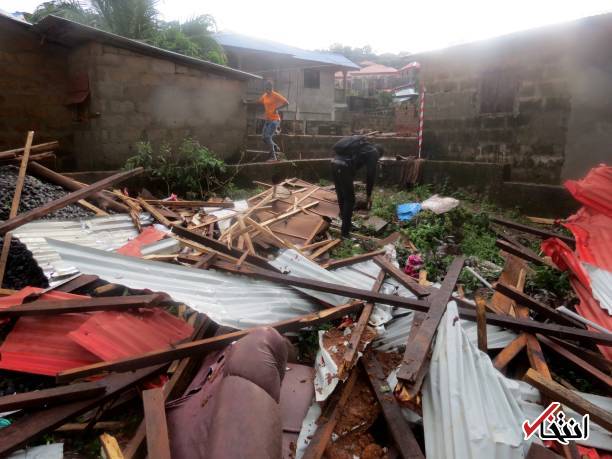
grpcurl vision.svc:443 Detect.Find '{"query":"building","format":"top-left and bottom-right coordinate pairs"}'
top-left (214, 32), bottom-right (358, 132)
top-left (413, 13), bottom-right (612, 183)
top-left (0, 14), bottom-right (258, 170)
top-left (336, 63), bottom-right (400, 97)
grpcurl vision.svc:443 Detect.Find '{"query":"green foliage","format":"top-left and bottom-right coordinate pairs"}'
top-left (330, 239), bottom-right (366, 259)
top-left (124, 138), bottom-right (228, 197)
top-left (26, 1), bottom-right (226, 64)
top-left (527, 265), bottom-right (571, 299)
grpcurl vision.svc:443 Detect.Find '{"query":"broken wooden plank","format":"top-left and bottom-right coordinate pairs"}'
top-left (301, 370), bottom-right (359, 459)
top-left (308, 239), bottom-right (340, 260)
top-left (0, 131), bottom-right (34, 286)
top-left (493, 334), bottom-right (528, 370)
top-left (496, 239), bottom-right (555, 268)
top-left (193, 252), bottom-right (216, 270)
top-left (324, 249), bottom-right (386, 270)
top-left (338, 270), bottom-right (385, 379)
top-left (0, 294), bottom-right (166, 317)
top-left (0, 365), bottom-right (165, 457)
top-left (0, 168), bottom-right (144, 235)
top-left (475, 294), bottom-right (488, 353)
top-left (523, 368), bottom-right (612, 432)
top-left (54, 274), bottom-right (99, 293)
top-left (28, 162), bottom-right (129, 213)
top-left (77, 199), bottom-right (108, 216)
top-left (362, 353), bottom-right (425, 459)
top-left (494, 283), bottom-right (585, 328)
top-left (142, 388), bottom-right (171, 459)
top-left (144, 200), bottom-right (234, 208)
top-left (397, 257), bottom-right (465, 385)
top-left (0, 380), bottom-right (105, 412)
top-left (56, 421), bottom-right (126, 432)
top-left (0, 140), bottom-right (59, 159)
top-left (537, 334), bottom-right (612, 389)
top-left (490, 216), bottom-right (574, 245)
top-left (373, 255), bottom-right (431, 297)
top-left (57, 301), bottom-right (365, 382)
top-left (525, 333), bottom-right (552, 379)
top-left (100, 433), bottom-right (125, 459)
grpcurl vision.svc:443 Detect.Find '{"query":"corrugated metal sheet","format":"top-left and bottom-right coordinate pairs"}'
top-left (45, 239), bottom-right (319, 329)
top-left (14, 214), bottom-right (153, 280)
top-left (584, 263), bottom-right (612, 315)
top-left (422, 301), bottom-right (528, 459)
top-left (564, 164), bottom-right (612, 217)
top-left (0, 313), bottom-right (100, 376)
top-left (0, 287), bottom-right (85, 310)
top-left (214, 32), bottom-right (359, 69)
top-left (564, 207), bottom-right (612, 272)
top-left (69, 308), bottom-right (193, 361)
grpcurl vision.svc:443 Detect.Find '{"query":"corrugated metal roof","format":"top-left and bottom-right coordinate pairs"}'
top-left (13, 214), bottom-right (153, 280)
top-left (214, 32), bottom-right (359, 69)
top-left (69, 308), bottom-right (193, 361)
top-left (45, 239), bottom-right (319, 329)
top-left (421, 302), bottom-right (528, 459)
top-left (584, 263), bottom-right (612, 315)
top-left (33, 16), bottom-right (260, 81)
top-left (348, 64), bottom-right (398, 75)
top-left (564, 207), bottom-right (612, 273)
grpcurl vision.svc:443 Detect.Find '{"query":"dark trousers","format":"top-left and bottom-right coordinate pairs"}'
top-left (332, 161), bottom-right (355, 237)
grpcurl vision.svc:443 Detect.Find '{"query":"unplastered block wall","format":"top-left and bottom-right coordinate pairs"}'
top-left (70, 42), bottom-right (248, 170)
top-left (0, 20), bottom-right (73, 151)
top-left (417, 32), bottom-right (573, 184)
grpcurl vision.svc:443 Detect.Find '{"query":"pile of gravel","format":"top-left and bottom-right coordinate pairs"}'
top-left (0, 165), bottom-right (92, 221)
top-left (0, 235), bottom-right (48, 290)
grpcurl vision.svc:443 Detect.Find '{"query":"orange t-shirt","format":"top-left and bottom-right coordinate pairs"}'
top-left (259, 91), bottom-right (288, 121)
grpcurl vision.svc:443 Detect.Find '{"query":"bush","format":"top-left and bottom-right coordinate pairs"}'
top-left (125, 138), bottom-right (228, 197)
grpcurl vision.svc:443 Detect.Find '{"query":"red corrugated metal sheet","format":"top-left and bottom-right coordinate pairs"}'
top-left (564, 164), bottom-right (612, 217)
top-left (571, 277), bottom-right (612, 361)
top-left (563, 202), bottom-right (612, 273)
top-left (0, 313), bottom-right (101, 376)
top-left (541, 238), bottom-right (591, 287)
top-left (116, 226), bottom-right (167, 257)
top-left (69, 308), bottom-right (193, 361)
top-left (0, 287), bottom-right (86, 310)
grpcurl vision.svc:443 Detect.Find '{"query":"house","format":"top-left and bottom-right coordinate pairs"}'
top-left (335, 64), bottom-right (400, 97)
top-left (214, 32), bottom-right (358, 132)
top-left (0, 14), bottom-right (259, 170)
top-left (412, 12), bottom-right (612, 184)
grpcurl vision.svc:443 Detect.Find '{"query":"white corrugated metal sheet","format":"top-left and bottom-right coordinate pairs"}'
top-left (584, 263), bottom-right (612, 314)
top-left (45, 238), bottom-right (318, 329)
top-left (14, 214), bottom-right (153, 280)
top-left (422, 301), bottom-right (529, 459)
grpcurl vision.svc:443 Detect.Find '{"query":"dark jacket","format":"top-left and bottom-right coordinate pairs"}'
top-left (332, 135), bottom-right (379, 197)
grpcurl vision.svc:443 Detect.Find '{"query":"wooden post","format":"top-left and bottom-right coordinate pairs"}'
top-left (0, 131), bottom-right (34, 287)
top-left (142, 388), bottom-right (171, 459)
top-left (475, 293), bottom-right (488, 353)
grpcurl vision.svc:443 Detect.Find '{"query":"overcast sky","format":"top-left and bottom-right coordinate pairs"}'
top-left (3, 0), bottom-right (612, 53)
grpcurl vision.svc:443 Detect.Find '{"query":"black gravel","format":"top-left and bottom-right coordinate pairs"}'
top-left (0, 235), bottom-right (48, 290)
top-left (0, 165), bottom-right (92, 221)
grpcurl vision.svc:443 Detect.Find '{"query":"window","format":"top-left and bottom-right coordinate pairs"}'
top-left (304, 69), bottom-right (320, 89)
top-left (480, 69), bottom-right (517, 114)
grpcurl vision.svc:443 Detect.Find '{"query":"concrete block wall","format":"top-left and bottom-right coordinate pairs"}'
top-left (0, 20), bottom-right (73, 152)
top-left (244, 134), bottom-right (418, 161)
top-left (70, 43), bottom-right (248, 170)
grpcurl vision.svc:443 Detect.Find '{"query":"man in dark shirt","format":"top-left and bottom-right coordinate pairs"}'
top-left (331, 135), bottom-right (383, 238)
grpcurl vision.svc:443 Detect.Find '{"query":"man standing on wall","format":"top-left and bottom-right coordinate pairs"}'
top-left (258, 81), bottom-right (288, 161)
top-left (331, 135), bottom-right (383, 238)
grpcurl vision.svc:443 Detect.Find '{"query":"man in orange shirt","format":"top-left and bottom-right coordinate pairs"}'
top-left (258, 81), bottom-right (288, 160)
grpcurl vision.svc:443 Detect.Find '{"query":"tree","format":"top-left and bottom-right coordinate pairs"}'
top-left (26, 0), bottom-right (226, 64)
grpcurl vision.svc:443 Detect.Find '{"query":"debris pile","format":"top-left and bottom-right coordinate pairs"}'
top-left (0, 134), bottom-right (609, 459)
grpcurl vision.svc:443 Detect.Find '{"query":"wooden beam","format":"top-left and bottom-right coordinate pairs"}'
top-left (54, 274), bottom-right (99, 293)
top-left (57, 301), bottom-right (365, 383)
top-left (493, 334), bottom-right (527, 370)
top-left (362, 354), bottom-right (425, 459)
top-left (142, 388), bottom-right (171, 459)
top-left (338, 270), bottom-right (385, 379)
top-left (324, 249), bottom-right (386, 270)
top-left (0, 365), bottom-right (165, 457)
top-left (0, 131), bottom-right (34, 286)
top-left (78, 199), bottom-right (108, 216)
top-left (0, 294), bottom-right (166, 317)
top-left (374, 255), bottom-right (431, 298)
top-left (537, 334), bottom-right (612, 389)
top-left (525, 333), bottom-right (552, 379)
top-left (496, 239), bottom-right (555, 268)
top-left (475, 295), bottom-right (488, 352)
top-left (0, 167), bottom-right (144, 235)
top-left (490, 216), bottom-right (575, 246)
top-left (100, 433), bottom-right (125, 459)
top-left (144, 200), bottom-right (234, 208)
top-left (308, 239), bottom-right (340, 260)
top-left (193, 252), bottom-right (216, 269)
top-left (494, 283), bottom-right (584, 328)
top-left (0, 140), bottom-right (59, 159)
top-left (523, 368), bottom-right (612, 432)
top-left (397, 257), bottom-right (465, 385)
top-left (28, 162), bottom-right (129, 213)
top-left (301, 370), bottom-right (359, 459)
top-left (0, 380), bottom-right (105, 412)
